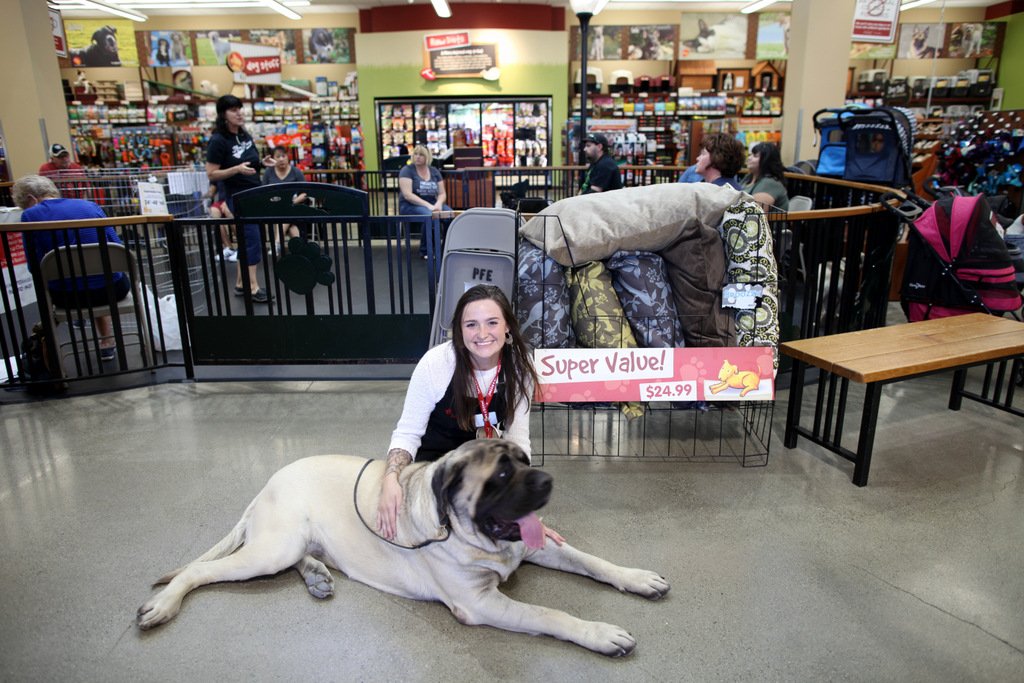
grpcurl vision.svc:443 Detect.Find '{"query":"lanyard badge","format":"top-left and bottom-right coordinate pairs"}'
top-left (472, 360), bottom-right (501, 439)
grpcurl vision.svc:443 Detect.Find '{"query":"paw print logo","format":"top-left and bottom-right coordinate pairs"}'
top-left (275, 237), bottom-right (335, 295)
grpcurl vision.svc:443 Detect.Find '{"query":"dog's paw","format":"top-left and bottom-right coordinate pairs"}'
top-left (621, 568), bottom-right (670, 600)
top-left (275, 238), bottom-right (335, 295)
top-left (583, 621), bottom-right (637, 657)
top-left (136, 593), bottom-right (180, 630)
top-left (297, 556), bottom-right (334, 599)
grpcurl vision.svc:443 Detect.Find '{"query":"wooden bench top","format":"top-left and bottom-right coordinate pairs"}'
top-left (780, 313), bottom-right (1024, 383)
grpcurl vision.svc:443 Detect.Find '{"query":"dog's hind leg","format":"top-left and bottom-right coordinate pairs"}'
top-left (137, 531), bottom-right (307, 630)
top-left (296, 555), bottom-right (334, 599)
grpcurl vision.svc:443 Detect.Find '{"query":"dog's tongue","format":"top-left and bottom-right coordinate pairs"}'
top-left (516, 513), bottom-right (545, 549)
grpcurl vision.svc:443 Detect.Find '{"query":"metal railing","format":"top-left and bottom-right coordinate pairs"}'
top-left (3, 171), bottom-right (906, 401)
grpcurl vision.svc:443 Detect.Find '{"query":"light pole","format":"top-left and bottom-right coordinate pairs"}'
top-left (570, 0), bottom-right (608, 166)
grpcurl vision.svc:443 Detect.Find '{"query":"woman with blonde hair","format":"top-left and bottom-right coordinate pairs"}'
top-left (398, 145), bottom-right (452, 260)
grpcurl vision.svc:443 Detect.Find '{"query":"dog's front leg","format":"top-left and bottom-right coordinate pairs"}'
top-left (451, 589), bottom-right (636, 657)
top-left (526, 543), bottom-right (670, 600)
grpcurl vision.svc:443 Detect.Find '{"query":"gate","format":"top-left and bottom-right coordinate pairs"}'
top-left (169, 183), bottom-right (439, 367)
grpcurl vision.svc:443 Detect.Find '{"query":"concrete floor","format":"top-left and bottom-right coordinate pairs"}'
top-left (0, 369), bottom-right (1022, 681)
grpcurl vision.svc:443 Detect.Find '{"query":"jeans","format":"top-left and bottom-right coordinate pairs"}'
top-left (400, 203), bottom-right (452, 257)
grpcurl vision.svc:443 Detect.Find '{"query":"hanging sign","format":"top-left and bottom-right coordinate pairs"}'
top-left (533, 347), bottom-right (775, 403)
top-left (423, 32), bottom-right (499, 80)
top-left (851, 0), bottom-right (900, 44)
top-left (50, 9), bottom-right (67, 58)
top-left (226, 42), bottom-right (282, 84)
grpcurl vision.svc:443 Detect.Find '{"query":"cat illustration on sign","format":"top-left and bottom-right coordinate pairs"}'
top-left (709, 359), bottom-right (761, 397)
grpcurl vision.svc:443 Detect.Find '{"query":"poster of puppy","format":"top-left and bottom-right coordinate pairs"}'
top-left (148, 30), bottom-right (193, 67)
top-left (679, 14), bottom-right (748, 60)
top-left (302, 28), bottom-right (355, 64)
top-left (247, 29), bottom-right (297, 64)
top-left (65, 18), bottom-right (138, 67)
top-left (755, 12), bottom-right (789, 60)
top-left (194, 30), bottom-right (242, 66)
top-left (569, 25), bottom-right (626, 60)
top-left (897, 23), bottom-right (944, 59)
top-left (946, 22), bottom-right (998, 58)
top-left (626, 25), bottom-right (676, 61)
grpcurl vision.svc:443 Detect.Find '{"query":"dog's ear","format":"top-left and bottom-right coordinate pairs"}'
top-left (431, 460), bottom-right (466, 526)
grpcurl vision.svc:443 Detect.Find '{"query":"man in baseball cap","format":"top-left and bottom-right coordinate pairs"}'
top-left (578, 132), bottom-right (622, 195)
top-left (39, 143), bottom-right (84, 174)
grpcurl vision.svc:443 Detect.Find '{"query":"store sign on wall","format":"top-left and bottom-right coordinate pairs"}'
top-left (422, 32), bottom-right (499, 80)
top-left (226, 42), bottom-right (282, 84)
top-left (533, 347), bottom-right (775, 403)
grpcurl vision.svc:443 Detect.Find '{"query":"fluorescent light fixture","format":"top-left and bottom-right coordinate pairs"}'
top-left (899, 0), bottom-right (937, 10)
top-left (570, 0), bottom-right (610, 16)
top-left (72, 0), bottom-right (148, 21)
top-left (431, 0), bottom-right (451, 18)
top-left (264, 0), bottom-right (301, 20)
top-left (741, 0), bottom-right (780, 13)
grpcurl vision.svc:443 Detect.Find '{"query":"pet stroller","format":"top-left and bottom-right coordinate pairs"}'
top-left (885, 192), bottom-right (1023, 322)
top-left (814, 106), bottom-right (916, 187)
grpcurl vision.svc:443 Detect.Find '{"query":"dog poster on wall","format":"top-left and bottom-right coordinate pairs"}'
top-left (147, 30), bottom-right (193, 67)
top-left (625, 25), bottom-right (676, 61)
top-left (65, 19), bottom-right (138, 67)
top-left (755, 12), bottom-right (790, 60)
top-left (897, 23), bottom-right (944, 59)
top-left (850, 41), bottom-right (896, 60)
top-left (946, 22), bottom-right (1000, 58)
top-left (302, 28), bottom-right (355, 64)
top-left (247, 29), bottom-right (296, 64)
top-left (678, 14), bottom-right (748, 60)
top-left (570, 25), bottom-right (627, 60)
top-left (194, 30), bottom-right (242, 66)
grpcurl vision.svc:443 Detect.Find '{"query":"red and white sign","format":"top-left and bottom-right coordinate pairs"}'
top-left (534, 347), bottom-right (775, 403)
top-left (50, 8), bottom-right (67, 58)
top-left (227, 42), bottom-right (282, 85)
top-left (1, 209), bottom-right (35, 312)
top-left (424, 32), bottom-right (470, 51)
top-left (851, 0), bottom-right (899, 44)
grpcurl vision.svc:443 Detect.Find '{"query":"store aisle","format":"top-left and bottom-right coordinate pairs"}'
top-left (0, 373), bottom-right (1021, 681)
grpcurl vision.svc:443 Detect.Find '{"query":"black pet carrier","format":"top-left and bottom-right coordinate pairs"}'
top-left (814, 106), bottom-right (916, 187)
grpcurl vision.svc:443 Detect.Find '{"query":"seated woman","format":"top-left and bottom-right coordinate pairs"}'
top-left (742, 142), bottom-right (790, 211)
top-left (398, 145), bottom-right (452, 260)
top-left (695, 133), bottom-right (745, 190)
top-left (14, 174), bottom-right (128, 361)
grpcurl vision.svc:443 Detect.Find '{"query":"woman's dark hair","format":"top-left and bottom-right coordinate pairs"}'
top-left (449, 285), bottom-right (539, 433)
top-left (750, 142), bottom-right (786, 182)
top-left (702, 132), bottom-right (746, 178)
top-left (214, 94), bottom-right (245, 136)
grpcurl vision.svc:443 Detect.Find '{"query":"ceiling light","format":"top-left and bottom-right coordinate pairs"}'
top-left (71, 0), bottom-right (148, 22)
top-left (570, 0), bottom-right (610, 17)
top-left (899, 0), bottom-right (937, 10)
top-left (741, 0), bottom-right (781, 13)
top-left (264, 0), bottom-right (301, 20)
top-left (431, 0), bottom-right (451, 18)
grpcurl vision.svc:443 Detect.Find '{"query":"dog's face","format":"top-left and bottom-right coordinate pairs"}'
top-left (93, 26), bottom-right (118, 54)
top-left (912, 26), bottom-right (929, 47)
top-left (432, 439), bottom-right (552, 544)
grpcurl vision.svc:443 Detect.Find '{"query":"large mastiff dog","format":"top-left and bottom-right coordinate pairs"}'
top-left (137, 440), bottom-right (669, 655)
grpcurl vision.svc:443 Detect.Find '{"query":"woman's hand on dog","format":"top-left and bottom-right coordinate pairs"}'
top-left (377, 472), bottom-right (403, 540)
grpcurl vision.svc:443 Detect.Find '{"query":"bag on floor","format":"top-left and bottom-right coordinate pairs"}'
top-left (18, 323), bottom-right (66, 396)
top-left (144, 286), bottom-right (183, 352)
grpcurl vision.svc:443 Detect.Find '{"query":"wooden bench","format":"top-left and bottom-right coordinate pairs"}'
top-left (781, 313), bottom-right (1024, 486)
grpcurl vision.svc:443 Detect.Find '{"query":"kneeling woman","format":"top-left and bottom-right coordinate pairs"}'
top-left (377, 284), bottom-right (563, 545)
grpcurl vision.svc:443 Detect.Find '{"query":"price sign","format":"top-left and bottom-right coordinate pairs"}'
top-left (639, 381), bottom-right (697, 402)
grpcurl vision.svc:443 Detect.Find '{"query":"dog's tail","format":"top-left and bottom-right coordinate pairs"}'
top-left (152, 497), bottom-right (257, 586)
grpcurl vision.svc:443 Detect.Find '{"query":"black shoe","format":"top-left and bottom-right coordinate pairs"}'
top-left (234, 286), bottom-right (245, 297)
top-left (252, 290), bottom-right (272, 304)
top-left (100, 347), bottom-right (116, 362)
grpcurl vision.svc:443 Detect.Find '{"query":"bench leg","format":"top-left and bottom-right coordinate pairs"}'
top-left (948, 368), bottom-right (967, 411)
top-left (852, 382), bottom-right (883, 487)
top-left (784, 360), bottom-right (807, 448)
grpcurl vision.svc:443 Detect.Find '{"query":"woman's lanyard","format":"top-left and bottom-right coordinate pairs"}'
top-left (471, 360), bottom-right (501, 439)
